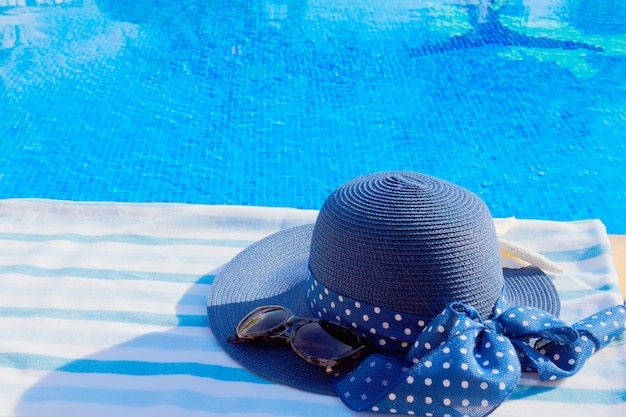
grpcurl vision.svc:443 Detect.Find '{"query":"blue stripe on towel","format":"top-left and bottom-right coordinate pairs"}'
top-left (558, 283), bottom-right (623, 300)
top-left (0, 265), bottom-right (214, 284)
top-left (542, 244), bottom-right (611, 263)
top-left (5, 359), bottom-right (625, 409)
top-left (0, 353), bottom-right (269, 383)
top-left (0, 232), bottom-right (256, 248)
top-left (0, 307), bottom-right (207, 327)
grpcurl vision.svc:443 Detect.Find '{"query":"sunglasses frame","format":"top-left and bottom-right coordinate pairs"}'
top-left (227, 305), bottom-right (369, 373)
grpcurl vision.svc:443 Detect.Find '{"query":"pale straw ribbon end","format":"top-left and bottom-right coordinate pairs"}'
top-left (498, 238), bottom-right (564, 274)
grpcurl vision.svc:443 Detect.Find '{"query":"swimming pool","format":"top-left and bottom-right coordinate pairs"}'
top-left (1, 0), bottom-right (625, 233)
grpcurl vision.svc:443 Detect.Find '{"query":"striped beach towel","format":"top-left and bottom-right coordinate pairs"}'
top-left (0, 199), bottom-right (624, 417)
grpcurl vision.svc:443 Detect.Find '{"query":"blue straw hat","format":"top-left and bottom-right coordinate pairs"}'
top-left (206, 172), bottom-right (560, 395)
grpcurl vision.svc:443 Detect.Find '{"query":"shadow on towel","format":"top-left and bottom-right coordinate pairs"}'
top-left (13, 270), bottom-right (294, 416)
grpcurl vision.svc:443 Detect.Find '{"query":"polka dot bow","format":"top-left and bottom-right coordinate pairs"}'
top-left (333, 302), bottom-right (626, 417)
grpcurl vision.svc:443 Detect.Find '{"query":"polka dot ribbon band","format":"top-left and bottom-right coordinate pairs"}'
top-left (307, 272), bottom-right (510, 351)
top-left (307, 273), bottom-right (433, 351)
top-left (332, 302), bottom-right (626, 416)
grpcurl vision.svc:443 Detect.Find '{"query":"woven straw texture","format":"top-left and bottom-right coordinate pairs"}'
top-left (310, 172), bottom-right (503, 318)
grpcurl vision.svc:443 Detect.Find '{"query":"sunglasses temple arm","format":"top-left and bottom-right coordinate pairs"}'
top-left (226, 334), bottom-right (251, 344)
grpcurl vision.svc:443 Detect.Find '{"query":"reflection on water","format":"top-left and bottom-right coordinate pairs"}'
top-left (408, 0), bottom-right (604, 57)
top-left (0, 0), bottom-right (625, 232)
top-left (0, 0), bottom-right (84, 51)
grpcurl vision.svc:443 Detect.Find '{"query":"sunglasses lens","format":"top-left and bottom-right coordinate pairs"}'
top-left (238, 306), bottom-right (290, 337)
top-left (292, 321), bottom-right (362, 361)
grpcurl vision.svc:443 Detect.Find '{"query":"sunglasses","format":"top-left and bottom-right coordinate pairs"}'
top-left (227, 305), bottom-right (369, 373)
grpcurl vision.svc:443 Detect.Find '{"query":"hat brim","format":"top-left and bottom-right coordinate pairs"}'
top-left (206, 224), bottom-right (560, 395)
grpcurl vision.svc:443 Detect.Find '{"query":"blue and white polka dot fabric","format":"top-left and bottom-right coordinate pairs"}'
top-left (513, 304), bottom-right (626, 379)
top-left (334, 303), bottom-right (522, 416)
top-left (311, 287), bottom-right (626, 416)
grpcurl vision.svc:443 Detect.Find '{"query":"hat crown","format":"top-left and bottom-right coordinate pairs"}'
top-left (309, 171), bottom-right (503, 318)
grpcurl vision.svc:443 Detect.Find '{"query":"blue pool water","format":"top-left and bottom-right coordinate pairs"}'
top-left (1, 0), bottom-right (626, 232)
